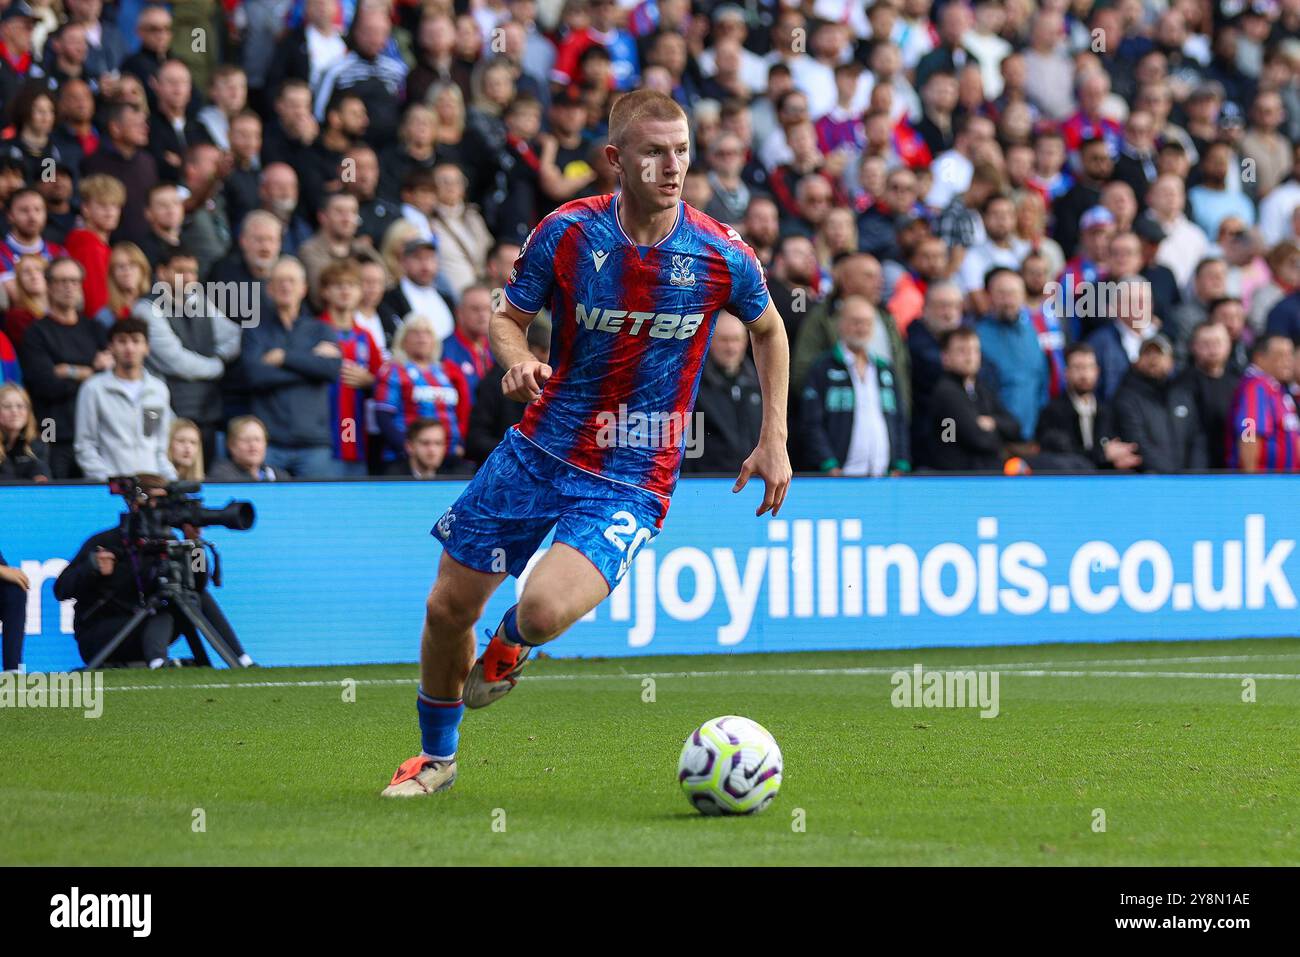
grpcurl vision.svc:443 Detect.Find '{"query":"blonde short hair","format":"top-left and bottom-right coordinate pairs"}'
top-left (607, 89), bottom-right (689, 148)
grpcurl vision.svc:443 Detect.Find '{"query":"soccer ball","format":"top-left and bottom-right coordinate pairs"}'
top-left (677, 716), bottom-right (783, 816)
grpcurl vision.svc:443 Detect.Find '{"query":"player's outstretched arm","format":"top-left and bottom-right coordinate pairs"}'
top-left (491, 297), bottom-right (552, 402)
top-left (734, 297), bottom-right (792, 517)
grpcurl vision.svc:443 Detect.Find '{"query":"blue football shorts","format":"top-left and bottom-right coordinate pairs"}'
top-left (431, 429), bottom-right (667, 590)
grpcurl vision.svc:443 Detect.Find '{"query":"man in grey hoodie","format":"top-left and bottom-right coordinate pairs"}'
top-left (74, 318), bottom-right (177, 482)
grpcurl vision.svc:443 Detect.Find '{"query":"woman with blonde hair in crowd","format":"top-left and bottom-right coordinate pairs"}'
top-left (379, 219), bottom-right (422, 290)
top-left (168, 418), bottom-right (205, 482)
top-left (93, 243), bottom-right (154, 328)
top-left (0, 383), bottom-right (50, 481)
top-left (374, 312), bottom-right (471, 465)
top-left (1, 254), bottom-right (50, 348)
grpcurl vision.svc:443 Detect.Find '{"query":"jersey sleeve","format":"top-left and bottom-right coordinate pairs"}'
top-left (373, 362), bottom-right (401, 413)
top-left (503, 212), bottom-right (569, 316)
top-left (723, 230), bottom-right (770, 324)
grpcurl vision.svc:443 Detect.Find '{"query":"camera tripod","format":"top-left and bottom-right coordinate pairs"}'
top-left (83, 539), bottom-right (243, 671)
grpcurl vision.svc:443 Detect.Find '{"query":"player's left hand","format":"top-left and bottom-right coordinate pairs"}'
top-left (733, 440), bottom-right (791, 517)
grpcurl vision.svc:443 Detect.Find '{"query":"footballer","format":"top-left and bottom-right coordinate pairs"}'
top-left (383, 90), bottom-right (792, 797)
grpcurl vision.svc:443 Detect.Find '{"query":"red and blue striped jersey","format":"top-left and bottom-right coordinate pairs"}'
top-left (0, 234), bottom-right (66, 279)
top-left (1227, 365), bottom-right (1300, 471)
top-left (320, 315), bottom-right (384, 463)
top-left (373, 356), bottom-right (471, 455)
top-left (502, 194), bottom-right (770, 501)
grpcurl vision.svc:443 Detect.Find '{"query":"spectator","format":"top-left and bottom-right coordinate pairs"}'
top-left (386, 417), bottom-right (473, 478)
top-left (168, 417), bottom-right (204, 482)
top-left (81, 103), bottom-right (158, 245)
top-left (221, 111), bottom-right (263, 232)
top-left (1036, 343), bottom-right (1140, 470)
top-left (976, 268), bottom-right (1049, 439)
top-left (1250, 240), bottom-right (1300, 334)
top-left (442, 283), bottom-right (493, 398)
top-left (1110, 336), bottom-right (1207, 473)
top-left (196, 65), bottom-right (248, 153)
top-left (346, 144), bottom-right (402, 248)
top-left (313, 5), bottom-right (409, 149)
top-left (261, 79), bottom-right (319, 170)
top-left (317, 259), bottom-right (383, 476)
top-left (0, 381), bottom-right (49, 480)
top-left (1133, 216), bottom-right (1182, 323)
top-left (209, 209), bottom-right (280, 329)
top-left (1177, 320), bottom-right (1241, 470)
top-left (381, 237), bottom-right (455, 340)
top-left (0, 324), bottom-right (16, 385)
top-left (177, 143), bottom-right (233, 279)
top-left (121, 2), bottom-right (173, 89)
top-left (1, 253), bottom-right (49, 347)
top-left (1147, 175), bottom-right (1210, 289)
top-left (0, 87), bottom-right (63, 185)
top-left (298, 190), bottom-right (365, 309)
top-left (429, 163), bottom-right (492, 298)
top-left (1211, 294), bottom-right (1253, 375)
top-left (1086, 277), bottom-right (1160, 402)
top-left (958, 194), bottom-right (1029, 312)
top-left (466, 316), bottom-right (548, 465)
top-left (355, 254), bottom-right (397, 355)
top-left (206, 414), bottom-right (279, 482)
top-left (64, 173), bottom-right (125, 317)
top-left (1168, 258), bottom-right (1229, 353)
top-left (137, 246), bottom-right (241, 463)
top-left (0, 2), bottom-right (42, 110)
top-left (73, 316), bottom-right (176, 481)
top-left (17, 257), bottom-right (107, 476)
top-left (93, 241), bottom-right (152, 327)
top-left (256, 163), bottom-right (312, 256)
top-left (137, 181), bottom-right (184, 266)
top-left (0, 187), bottom-right (66, 280)
top-left (888, 234), bottom-right (950, 336)
top-left (1228, 334), bottom-right (1300, 472)
top-left (241, 256), bottom-right (342, 479)
top-left (1053, 138), bottom-right (1113, 257)
top-left (799, 296), bottom-right (909, 476)
top-left (682, 312), bottom-right (763, 475)
top-left (1258, 144), bottom-right (1300, 246)
top-left (927, 326), bottom-right (1022, 472)
top-left (373, 312), bottom-right (470, 464)
top-left (1189, 141), bottom-right (1256, 239)
top-left (148, 59), bottom-right (204, 185)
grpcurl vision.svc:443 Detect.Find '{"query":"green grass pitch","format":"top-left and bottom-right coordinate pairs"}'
top-left (3, 638), bottom-right (1297, 866)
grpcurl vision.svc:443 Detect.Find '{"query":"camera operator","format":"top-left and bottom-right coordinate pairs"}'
top-left (53, 474), bottom-right (255, 669)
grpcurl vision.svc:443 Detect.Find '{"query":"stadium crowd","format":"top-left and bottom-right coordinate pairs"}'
top-left (0, 0), bottom-right (1298, 485)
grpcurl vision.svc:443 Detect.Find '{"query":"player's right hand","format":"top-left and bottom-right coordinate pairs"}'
top-left (502, 360), bottom-right (553, 402)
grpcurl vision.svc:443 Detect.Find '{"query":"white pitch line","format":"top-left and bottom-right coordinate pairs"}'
top-left (97, 665), bottom-right (1300, 693)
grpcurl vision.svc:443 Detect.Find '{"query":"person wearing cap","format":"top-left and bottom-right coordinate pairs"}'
top-left (1109, 334), bottom-right (1208, 473)
top-left (1057, 205), bottom-right (1114, 341)
top-left (0, 2), bottom-right (45, 112)
top-left (380, 236), bottom-right (455, 341)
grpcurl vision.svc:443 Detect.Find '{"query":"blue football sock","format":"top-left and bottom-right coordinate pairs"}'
top-left (497, 604), bottom-right (537, 647)
top-left (416, 689), bottom-right (465, 760)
